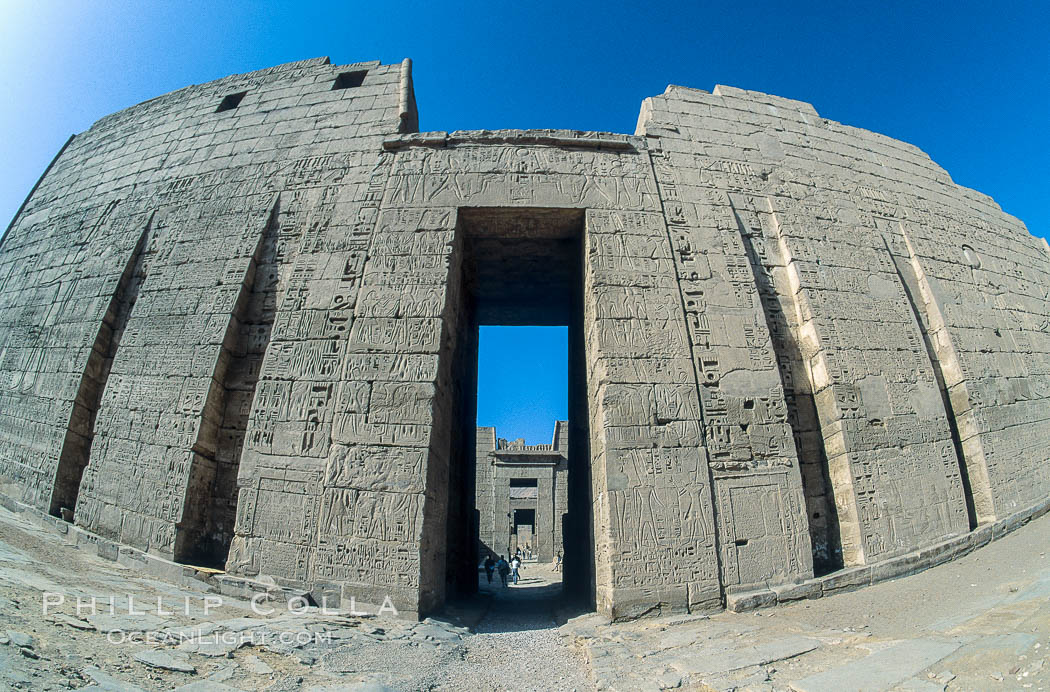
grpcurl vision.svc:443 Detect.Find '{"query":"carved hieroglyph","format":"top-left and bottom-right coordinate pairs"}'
top-left (0, 59), bottom-right (1047, 619)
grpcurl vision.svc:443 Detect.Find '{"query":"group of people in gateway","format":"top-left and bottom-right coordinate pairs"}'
top-left (482, 547), bottom-right (563, 587)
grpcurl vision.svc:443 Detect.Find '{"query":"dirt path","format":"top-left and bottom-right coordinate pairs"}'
top-left (430, 562), bottom-right (592, 691)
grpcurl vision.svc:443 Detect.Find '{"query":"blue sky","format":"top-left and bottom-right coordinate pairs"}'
top-left (1, 1), bottom-right (1046, 238)
top-left (1, 1), bottom-right (1046, 441)
top-left (477, 327), bottom-right (567, 443)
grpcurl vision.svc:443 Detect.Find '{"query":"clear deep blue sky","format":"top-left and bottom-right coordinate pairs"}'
top-left (478, 327), bottom-right (567, 443)
top-left (1, 1), bottom-right (1046, 441)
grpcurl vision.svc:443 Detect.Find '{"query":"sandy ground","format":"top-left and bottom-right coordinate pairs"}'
top-left (570, 511), bottom-right (1050, 691)
top-left (432, 562), bottom-right (590, 691)
top-left (1, 500), bottom-right (1049, 691)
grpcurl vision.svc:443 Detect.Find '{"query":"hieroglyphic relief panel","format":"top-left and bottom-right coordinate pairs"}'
top-left (876, 217), bottom-right (993, 527)
top-left (733, 83), bottom-right (1048, 531)
top-left (3, 56), bottom-right (408, 552)
top-left (886, 195), bottom-right (1050, 519)
top-left (585, 208), bottom-right (722, 615)
top-left (641, 85), bottom-right (994, 569)
top-left (336, 202), bottom-right (459, 612)
top-left (382, 139), bottom-right (658, 211)
top-left (230, 163), bottom-right (392, 586)
top-left (229, 139), bottom-right (463, 612)
top-left (0, 201), bottom-right (154, 510)
top-left (647, 147), bottom-right (813, 588)
top-left (764, 191), bottom-right (971, 563)
top-left (725, 192), bottom-right (839, 570)
top-left (715, 479), bottom-right (809, 585)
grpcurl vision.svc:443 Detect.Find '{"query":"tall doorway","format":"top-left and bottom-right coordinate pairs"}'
top-left (438, 208), bottom-right (593, 612)
top-left (476, 327), bottom-right (567, 578)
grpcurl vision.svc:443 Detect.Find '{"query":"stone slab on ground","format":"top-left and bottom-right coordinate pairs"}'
top-left (134, 647), bottom-right (197, 673)
top-left (894, 678), bottom-right (946, 692)
top-left (82, 666), bottom-right (149, 692)
top-left (49, 613), bottom-right (94, 629)
top-left (6, 629), bottom-right (33, 647)
top-left (173, 682), bottom-right (245, 692)
top-left (88, 612), bottom-right (171, 633)
top-left (672, 635), bottom-right (821, 678)
top-left (789, 639), bottom-right (960, 692)
top-left (188, 636), bottom-right (251, 657)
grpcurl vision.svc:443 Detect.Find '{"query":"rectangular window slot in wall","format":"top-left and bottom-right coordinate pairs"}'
top-left (510, 478), bottom-right (539, 500)
top-left (216, 91), bottom-right (247, 112)
top-left (332, 70), bottom-right (367, 90)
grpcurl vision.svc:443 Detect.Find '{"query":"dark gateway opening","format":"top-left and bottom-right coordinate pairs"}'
top-left (436, 208), bottom-right (594, 619)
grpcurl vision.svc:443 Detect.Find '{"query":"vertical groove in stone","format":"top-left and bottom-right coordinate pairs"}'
top-left (49, 216), bottom-right (151, 519)
top-left (581, 212), bottom-right (617, 614)
top-left (427, 213), bottom-right (469, 608)
top-left (890, 226), bottom-right (995, 525)
top-left (764, 202), bottom-right (866, 567)
top-left (730, 199), bottom-right (843, 573)
top-left (174, 199), bottom-right (281, 566)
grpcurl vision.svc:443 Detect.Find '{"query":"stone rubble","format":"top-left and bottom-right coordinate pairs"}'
top-left (0, 501), bottom-right (1050, 689)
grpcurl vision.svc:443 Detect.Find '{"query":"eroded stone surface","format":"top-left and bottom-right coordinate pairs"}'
top-left (134, 648), bottom-right (197, 673)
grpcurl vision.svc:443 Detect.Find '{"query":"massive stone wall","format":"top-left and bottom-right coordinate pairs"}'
top-left (0, 58), bottom-right (1047, 619)
top-left (636, 85), bottom-right (1050, 573)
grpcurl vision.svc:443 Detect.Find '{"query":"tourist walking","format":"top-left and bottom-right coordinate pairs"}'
top-left (496, 556), bottom-right (510, 587)
top-left (553, 550), bottom-right (563, 572)
top-left (510, 555), bottom-right (522, 584)
top-left (483, 555), bottom-right (495, 584)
